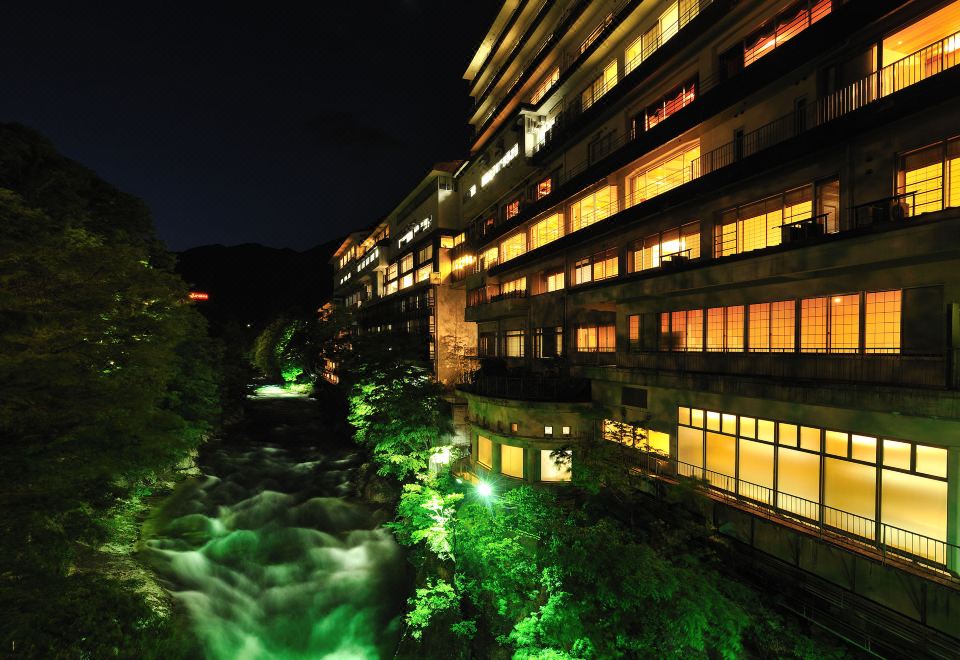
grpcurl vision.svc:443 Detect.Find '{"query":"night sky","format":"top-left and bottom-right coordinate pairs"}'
top-left (0, 1), bottom-right (501, 250)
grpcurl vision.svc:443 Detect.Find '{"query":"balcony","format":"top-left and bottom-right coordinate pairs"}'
top-left (629, 451), bottom-right (959, 577)
top-left (613, 350), bottom-right (947, 388)
top-left (458, 374), bottom-right (592, 402)
top-left (465, 289), bottom-right (529, 321)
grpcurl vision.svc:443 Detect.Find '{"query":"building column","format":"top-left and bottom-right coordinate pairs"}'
top-left (948, 447), bottom-right (960, 574)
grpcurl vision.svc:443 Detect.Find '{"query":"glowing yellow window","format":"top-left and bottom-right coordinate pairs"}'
top-left (829, 294), bottom-right (860, 354)
top-left (477, 436), bottom-right (493, 468)
top-left (540, 449), bottom-right (571, 482)
top-left (499, 233), bottom-right (526, 263)
top-left (530, 213), bottom-right (563, 249)
top-left (501, 444), bottom-right (524, 478)
top-left (481, 246), bottom-right (499, 270)
top-left (864, 290), bottom-right (901, 354)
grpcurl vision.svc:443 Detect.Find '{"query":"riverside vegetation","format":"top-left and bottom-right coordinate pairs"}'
top-left (0, 124), bottom-right (221, 657)
top-left (310, 315), bottom-right (852, 659)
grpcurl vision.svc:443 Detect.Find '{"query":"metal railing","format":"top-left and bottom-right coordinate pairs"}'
top-left (614, 350), bottom-right (946, 388)
top-left (631, 452), bottom-right (958, 575)
top-left (489, 288), bottom-right (529, 303)
top-left (458, 374), bottom-right (591, 402)
top-left (848, 192), bottom-right (917, 230)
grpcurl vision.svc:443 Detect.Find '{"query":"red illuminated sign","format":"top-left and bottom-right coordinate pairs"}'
top-left (188, 292), bottom-right (210, 301)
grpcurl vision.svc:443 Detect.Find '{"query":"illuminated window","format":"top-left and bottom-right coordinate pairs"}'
top-left (716, 186), bottom-right (812, 257)
top-left (570, 186), bottom-right (617, 232)
top-left (501, 444), bottom-right (524, 478)
top-left (510, 422), bottom-right (519, 433)
top-left (582, 60), bottom-right (618, 111)
top-left (499, 232), bottom-right (526, 263)
top-left (536, 177), bottom-right (553, 199)
top-left (505, 329), bottom-right (525, 357)
top-left (387, 263), bottom-right (398, 280)
top-left (576, 325), bottom-right (615, 352)
top-left (644, 78), bottom-right (696, 131)
top-left (602, 419), bottom-right (669, 455)
top-left (480, 246), bottom-right (498, 270)
top-left (543, 269), bottom-right (564, 293)
top-left (800, 297), bottom-right (827, 352)
top-left (531, 67), bottom-right (560, 105)
top-left (631, 222), bottom-right (700, 271)
top-left (417, 244), bottom-right (433, 264)
top-left (416, 264), bottom-right (432, 283)
top-left (746, 301), bottom-right (796, 353)
top-left (505, 199), bottom-right (520, 219)
top-left (628, 314), bottom-right (641, 351)
top-left (400, 273), bottom-right (414, 289)
top-left (499, 276), bottom-right (526, 296)
top-left (660, 309), bottom-right (703, 351)
top-left (452, 232), bottom-right (465, 247)
top-left (800, 293), bottom-right (869, 354)
top-left (544, 426), bottom-right (553, 436)
top-left (529, 213), bottom-right (563, 249)
top-left (883, 4), bottom-right (960, 97)
top-left (540, 449), bottom-right (572, 482)
top-left (477, 436), bottom-right (493, 468)
top-left (743, 0), bottom-right (831, 67)
top-left (385, 280), bottom-right (398, 296)
top-left (625, 1), bottom-right (693, 75)
top-left (562, 426), bottom-right (571, 436)
top-left (627, 143), bottom-right (699, 207)
top-left (703, 305), bottom-right (744, 352)
top-left (897, 138), bottom-right (960, 216)
top-left (573, 248), bottom-right (618, 286)
top-left (401, 253), bottom-right (414, 273)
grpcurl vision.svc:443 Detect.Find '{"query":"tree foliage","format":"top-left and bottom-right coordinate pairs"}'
top-left (0, 123), bottom-right (220, 653)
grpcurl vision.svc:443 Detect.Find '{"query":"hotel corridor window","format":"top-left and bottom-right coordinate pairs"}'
top-left (500, 232), bottom-right (527, 263)
top-left (576, 325), bottom-right (615, 352)
top-left (897, 138), bottom-right (960, 215)
top-left (529, 213), bottom-right (563, 249)
top-left (800, 294), bottom-right (859, 353)
top-left (627, 143), bottom-right (700, 207)
top-left (659, 309), bottom-right (703, 351)
top-left (582, 60), bottom-right (618, 111)
top-left (570, 186), bottom-right (616, 232)
top-left (573, 248), bottom-right (618, 285)
top-left (477, 436), bottom-right (493, 468)
top-left (864, 290), bottom-right (901, 353)
top-left (501, 444), bottom-right (524, 478)
top-left (705, 305), bottom-right (744, 351)
top-left (716, 186), bottom-right (813, 256)
top-left (631, 221), bottom-right (700, 271)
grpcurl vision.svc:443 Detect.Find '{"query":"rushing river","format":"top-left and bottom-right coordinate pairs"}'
top-left (143, 386), bottom-right (407, 659)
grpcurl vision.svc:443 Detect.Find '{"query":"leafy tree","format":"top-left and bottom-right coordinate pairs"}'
top-left (389, 477), bottom-right (463, 559)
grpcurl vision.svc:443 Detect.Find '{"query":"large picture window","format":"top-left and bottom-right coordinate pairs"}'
top-left (630, 221), bottom-right (700, 271)
top-left (897, 138), bottom-right (960, 215)
top-left (576, 325), bottom-right (615, 352)
top-left (716, 186), bottom-right (812, 257)
top-left (569, 186), bottom-right (617, 232)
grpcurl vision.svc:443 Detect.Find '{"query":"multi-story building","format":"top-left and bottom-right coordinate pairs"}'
top-left (453, 0), bottom-right (960, 651)
top-left (330, 162), bottom-right (477, 386)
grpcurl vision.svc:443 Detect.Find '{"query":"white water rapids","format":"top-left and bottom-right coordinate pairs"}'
top-left (143, 388), bottom-right (406, 659)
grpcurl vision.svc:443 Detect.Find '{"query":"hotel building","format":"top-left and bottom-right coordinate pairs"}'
top-left (451, 0), bottom-right (960, 650)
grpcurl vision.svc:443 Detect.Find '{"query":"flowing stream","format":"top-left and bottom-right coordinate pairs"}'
top-left (143, 386), bottom-right (407, 659)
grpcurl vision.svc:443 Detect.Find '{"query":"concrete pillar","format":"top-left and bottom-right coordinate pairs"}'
top-left (947, 447), bottom-right (960, 574)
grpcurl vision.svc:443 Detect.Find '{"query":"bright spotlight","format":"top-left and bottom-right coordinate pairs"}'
top-left (476, 482), bottom-right (493, 498)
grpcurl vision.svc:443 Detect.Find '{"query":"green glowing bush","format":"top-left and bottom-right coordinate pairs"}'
top-left (405, 579), bottom-right (460, 641)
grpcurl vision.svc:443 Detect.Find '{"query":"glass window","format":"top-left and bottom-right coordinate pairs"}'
top-left (739, 438), bottom-right (774, 503)
top-left (570, 186), bottom-right (617, 232)
top-left (850, 434), bottom-right (877, 463)
top-left (506, 199), bottom-right (520, 219)
top-left (582, 60), bottom-right (618, 111)
top-left (864, 290), bottom-right (901, 354)
top-left (416, 264), bottom-right (432, 283)
top-left (501, 444), bottom-right (524, 478)
top-left (739, 416), bottom-right (756, 439)
top-left (401, 253), bottom-right (414, 273)
top-left (882, 470), bottom-right (948, 549)
top-left (882, 439), bottom-right (911, 470)
top-left (777, 448), bottom-right (820, 516)
top-left (825, 430), bottom-right (848, 457)
top-left (678, 425), bottom-right (704, 477)
top-left (540, 449), bottom-right (572, 482)
top-left (477, 436), bottom-right (493, 468)
top-left (531, 68), bottom-right (560, 104)
top-left (505, 330), bottom-right (525, 357)
top-left (544, 426), bottom-right (553, 436)
top-left (576, 325), bottom-right (615, 352)
top-left (678, 406), bottom-right (691, 426)
top-left (706, 431), bottom-right (736, 490)
top-left (829, 294), bottom-right (860, 353)
top-left (800, 426), bottom-right (821, 452)
top-left (824, 458), bottom-right (876, 538)
top-left (778, 423), bottom-right (798, 447)
top-left (716, 186), bottom-right (813, 256)
top-left (916, 444), bottom-right (948, 478)
top-left (530, 213), bottom-right (563, 249)
top-left (628, 143), bottom-right (700, 208)
top-left (500, 232), bottom-right (527, 263)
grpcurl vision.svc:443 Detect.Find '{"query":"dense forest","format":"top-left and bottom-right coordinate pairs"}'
top-left (0, 123), bottom-right (221, 656)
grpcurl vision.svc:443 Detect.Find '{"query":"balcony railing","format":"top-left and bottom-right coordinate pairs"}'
top-left (530, 26), bottom-right (960, 227)
top-left (630, 452), bottom-right (958, 576)
top-left (458, 374), bottom-right (592, 402)
top-left (612, 350), bottom-right (946, 388)
top-left (489, 288), bottom-right (529, 303)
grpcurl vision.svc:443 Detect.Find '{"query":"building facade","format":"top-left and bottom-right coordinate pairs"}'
top-left (451, 0), bottom-right (960, 650)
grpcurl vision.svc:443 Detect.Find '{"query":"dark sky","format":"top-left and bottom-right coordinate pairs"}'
top-left (0, 1), bottom-right (501, 250)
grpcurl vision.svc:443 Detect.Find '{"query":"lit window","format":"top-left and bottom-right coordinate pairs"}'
top-left (631, 221), bottom-right (700, 271)
top-left (540, 449), bottom-right (572, 482)
top-left (536, 177), bottom-right (553, 199)
top-left (499, 232), bottom-right (526, 263)
top-left (499, 276), bottom-right (526, 297)
top-left (716, 186), bottom-right (812, 257)
top-left (400, 273), bottom-right (414, 289)
top-left (501, 444), bottom-right (524, 478)
top-left (480, 246), bottom-right (499, 270)
top-left (510, 422), bottom-right (519, 433)
top-left (529, 213), bottom-right (563, 249)
top-left (400, 253), bottom-right (414, 273)
top-left (505, 329), bottom-right (525, 357)
top-left (562, 426), bottom-right (571, 436)
top-left (628, 314), bottom-right (641, 351)
top-left (573, 248), bottom-right (618, 285)
top-left (576, 324), bottom-right (615, 352)
top-left (531, 68), bottom-right (560, 105)
top-left (544, 425), bottom-right (553, 436)
top-left (627, 143), bottom-right (699, 208)
top-left (743, 0), bottom-right (831, 67)
top-left (477, 436), bottom-right (493, 468)
top-left (582, 60), bottom-right (618, 111)
top-left (897, 139), bottom-right (960, 215)
top-left (544, 269), bottom-right (564, 293)
top-left (505, 199), bottom-right (520, 219)
top-left (644, 79), bottom-right (696, 131)
top-left (660, 309), bottom-right (703, 351)
top-left (416, 264), bottom-right (432, 283)
top-left (570, 186), bottom-right (617, 232)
